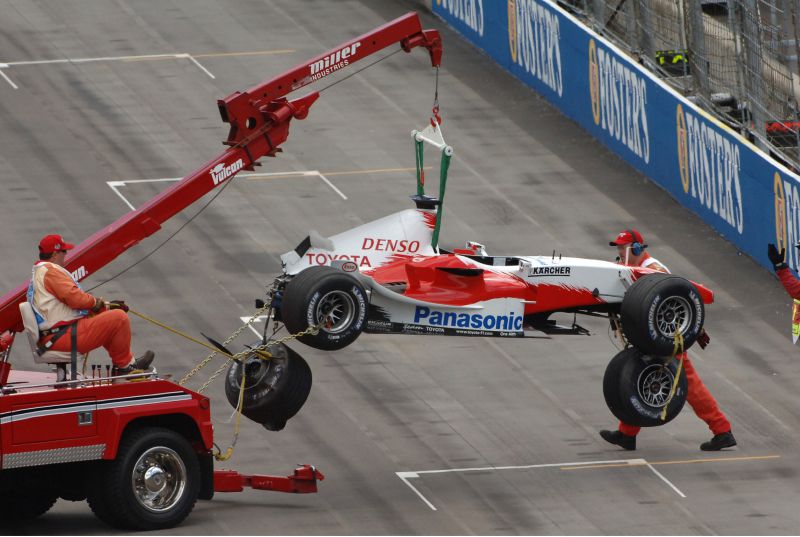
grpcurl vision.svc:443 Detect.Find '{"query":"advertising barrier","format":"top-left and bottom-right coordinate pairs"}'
top-left (432, 0), bottom-right (800, 272)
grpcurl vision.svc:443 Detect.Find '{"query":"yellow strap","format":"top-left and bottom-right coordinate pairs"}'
top-left (660, 331), bottom-right (684, 421)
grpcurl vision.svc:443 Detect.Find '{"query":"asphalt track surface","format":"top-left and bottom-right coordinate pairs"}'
top-left (1, 0), bottom-right (799, 535)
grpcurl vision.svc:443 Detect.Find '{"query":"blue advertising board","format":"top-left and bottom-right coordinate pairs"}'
top-left (432, 0), bottom-right (800, 272)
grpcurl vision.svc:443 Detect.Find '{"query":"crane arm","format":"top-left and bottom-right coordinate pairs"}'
top-left (0, 12), bottom-right (442, 333)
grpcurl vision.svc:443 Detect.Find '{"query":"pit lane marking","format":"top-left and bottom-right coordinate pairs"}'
top-left (108, 166), bottom-right (432, 210)
top-left (397, 454), bottom-right (781, 510)
top-left (0, 49), bottom-right (295, 88)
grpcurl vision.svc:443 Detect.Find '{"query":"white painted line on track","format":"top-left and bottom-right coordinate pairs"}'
top-left (240, 316), bottom-right (269, 338)
top-left (107, 181), bottom-right (136, 211)
top-left (0, 69), bottom-right (18, 90)
top-left (396, 472), bottom-right (438, 511)
top-left (317, 172), bottom-right (348, 200)
top-left (184, 54), bottom-right (216, 79)
top-left (644, 461), bottom-right (686, 498)
top-left (106, 170), bottom-right (345, 210)
top-left (397, 458), bottom-right (658, 511)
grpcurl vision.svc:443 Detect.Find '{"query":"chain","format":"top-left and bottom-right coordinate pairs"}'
top-left (195, 319), bottom-right (325, 394)
top-left (178, 302), bottom-right (272, 386)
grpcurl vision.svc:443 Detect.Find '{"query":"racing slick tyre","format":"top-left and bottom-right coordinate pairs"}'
top-left (0, 491), bottom-right (57, 522)
top-left (603, 347), bottom-right (688, 427)
top-left (281, 265), bottom-right (367, 351)
top-left (87, 427), bottom-right (200, 531)
top-left (225, 342), bottom-right (312, 431)
top-left (620, 273), bottom-right (704, 356)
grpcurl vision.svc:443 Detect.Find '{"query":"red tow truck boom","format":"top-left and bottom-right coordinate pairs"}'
top-left (0, 11), bottom-right (441, 334)
top-left (0, 13), bottom-right (441, 531)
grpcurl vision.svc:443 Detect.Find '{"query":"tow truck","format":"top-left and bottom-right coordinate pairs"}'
top-left (0, 13), bottom-right (442, 530)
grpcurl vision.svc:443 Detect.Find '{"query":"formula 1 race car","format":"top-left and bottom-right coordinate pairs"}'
top-left (264, 122), bottom-right (712, 428)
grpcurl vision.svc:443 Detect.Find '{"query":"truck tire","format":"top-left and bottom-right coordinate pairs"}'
top-left (603, 347), bottom-right (687, 427)
top-left (0, 492), bottom-right (57, 522)
top-left (621, 273), bottom-right (704, 355)
top-left (281, 266), bottom-right (367, 351)
top-left (87, 427), bottom-right (200, 531)
top-left (225, 342), bottom-right (312, 431)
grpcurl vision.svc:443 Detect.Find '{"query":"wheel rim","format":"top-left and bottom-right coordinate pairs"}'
top-left (655, 296), bottom-right (692, 338)
top-left (314, 290), bottom-right (355, 334)
top-left (239, 349), bottom-right (286, 391)
top-left (131, 446), bottom-right (187, 513)
top-left (637, 364), bottom-right (675, 408)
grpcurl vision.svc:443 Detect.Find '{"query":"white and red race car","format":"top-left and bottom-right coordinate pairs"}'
top-left (264, 128), bottom-right (713, 428)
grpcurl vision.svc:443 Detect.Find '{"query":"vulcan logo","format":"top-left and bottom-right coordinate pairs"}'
top-left (589, 39), bottom-right (649, 163)
top-left (414, 306), bottom-right (523, 331)
top-left (308, 42), bottom-right (361, 82)
top-left (210, 159), bottom-right (243, 185)
top-left (528, 266), bottom-right (570, 276)
top-left (71, 266), bottom-right (87, 281)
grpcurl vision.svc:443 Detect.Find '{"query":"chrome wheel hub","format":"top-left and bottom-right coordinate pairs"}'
top-left (132, 446), bottom-right (187, 513)
top-left (656, 296), bottom-right (691, 338)
top-left (637, 364), bottom-right (674, 408)
top-left (315, 290), bottom-right (355, 334)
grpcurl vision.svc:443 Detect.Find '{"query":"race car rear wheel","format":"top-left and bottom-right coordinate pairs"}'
top-left (281, 266), bottom-right (367, 351)
top-left (225, 342), bottom-right (312, 431)
top-left (621, 273), bottom-right (704, 356)
top-left (603, 347), bottom-right (687, 427)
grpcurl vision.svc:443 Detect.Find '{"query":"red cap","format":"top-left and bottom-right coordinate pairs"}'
top-left (610, 229), bottom-right (644, 246)
top-left (38, 234), bottom-right (75, 254)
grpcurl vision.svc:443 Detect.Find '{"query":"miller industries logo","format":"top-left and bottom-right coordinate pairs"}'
top-left (589, 39), bottom-right (600, 124)
top-left (508, 0), bottom-right (517, 63)
top-left (775, 171), bottom-right (787, 254)
top-left (676, 103), bottom-right (689, 192)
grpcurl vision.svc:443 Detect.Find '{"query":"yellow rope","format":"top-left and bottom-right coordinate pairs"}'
top-left (128, 309), bottom-right (237, 359)
top-left (214, 365), bottom-right (246, 461)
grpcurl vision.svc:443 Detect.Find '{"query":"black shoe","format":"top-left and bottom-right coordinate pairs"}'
top-left (132, 350), bottom-right (155, 370)
top-left (600, 429), bottom-right (636, 451)
top-left (700, 431), bottom-right (736, 451)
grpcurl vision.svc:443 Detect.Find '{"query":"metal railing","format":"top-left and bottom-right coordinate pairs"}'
top-left (563, 0), bottom-right (800, 170)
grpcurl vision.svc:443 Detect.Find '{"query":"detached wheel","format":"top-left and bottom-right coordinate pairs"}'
top-left (0, 492), bottom-right (57, 522)
top-left (87, 427), bottom-right (200, 531)
top-left (603, 347), bottom-right (687, 427)
top-left (225, 342), bottom-right (312, 431)
top-left (621, 273), bottom-right (704, 355)
top-left (281, 266), bottom-right (367, 351)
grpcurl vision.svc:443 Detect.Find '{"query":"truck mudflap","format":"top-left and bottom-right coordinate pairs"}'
top-left (213, 464), bottom-right (324, 494)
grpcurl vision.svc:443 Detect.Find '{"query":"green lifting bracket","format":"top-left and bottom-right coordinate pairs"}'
top-left (412, 117), bottom-right (452, 251)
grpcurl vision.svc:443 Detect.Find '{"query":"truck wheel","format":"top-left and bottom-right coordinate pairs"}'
top-left (603, 347), bottom-right (687, 427)
top-left (225, 342), bottom-right (312, 431)
top-left (87, 427), bottom-right (200, 531)
top-left (621, 273), bottom-right (704, 355)
top-left (281, 266), bottom-right (367, 351)
top-left (0, 492), bottom-right (57, 521)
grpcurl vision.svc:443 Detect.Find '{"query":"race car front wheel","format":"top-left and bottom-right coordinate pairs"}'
top-left (603, 347), bottom-right (687, 427)
top-left (225, 342), bottom-right (312, 431)
top-left (620, 273), bottom-right (704, 356)
top-left (281, 266), bottom-right (367, 351)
